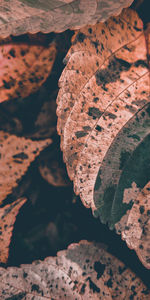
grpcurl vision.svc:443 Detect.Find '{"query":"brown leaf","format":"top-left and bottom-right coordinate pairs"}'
top-left (56, 8), bottom-right (150, 267)
top-left (0, 240), bottom-right (149, 299)
top-left (0, 0), bottom-right (133, 37)
top-left (0, 197), bottom-right (27, 264)
top-left (0, 38), bottom-right (56, 103)
top-left (120, 182), bottom-right (150, 269)
top-left (0, 131), bottom-right (52, 205)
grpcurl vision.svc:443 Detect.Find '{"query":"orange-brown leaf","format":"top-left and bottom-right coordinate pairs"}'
top-left (0, 39), bottom-right (56, 103)
top-left (0, 197), bottom-right (27, 264)
top-left (0, 131), bottom-right (52, 205)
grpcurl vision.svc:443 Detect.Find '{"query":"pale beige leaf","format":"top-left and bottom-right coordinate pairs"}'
top-left (0, 131), bottom-right (52, 205)
top-left (0, 197), bottom-right (27, 263)
top-left (0, 240), bottom-right (149, 299)
top-left (0, 39), bottom-right (56, 103)
top-left (0, 0), bottom-right (133, 37)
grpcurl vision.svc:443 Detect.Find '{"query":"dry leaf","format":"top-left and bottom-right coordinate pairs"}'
top-left (0, 130), bottom-right (52, 205)
top-left (0, 0), bottom-right (133, 37)
top-left (57, 8), bottom-right (150, 267)
top-left (0, 38), bottom-right (56, 103)
top-left (0, 197), bottom-right (27, 263)
top-left (120, 182), bottom-right (150, 269)
top-left (0, 240), bottom-right (149, 299)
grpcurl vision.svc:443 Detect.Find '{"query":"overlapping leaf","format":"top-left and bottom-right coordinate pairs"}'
top-left (0, 0), bottom-right (133, 37)
top-left (0, 37), bottom-right (56, 103)
top-left (0, 240), bottom-right (149, 299)
top-left (0, 197), bottom-right (27, 263)
top-left (57, 8), bottom-right (150, 267)
top-left (0, 130), bottom-right (52, 205)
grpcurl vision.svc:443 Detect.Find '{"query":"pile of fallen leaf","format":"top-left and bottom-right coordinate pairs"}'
top-left (0, 0), bottom-right (150, 299)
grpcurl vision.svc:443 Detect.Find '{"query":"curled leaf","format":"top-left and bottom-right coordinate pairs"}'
top-left (0, 38), bottom-right (56, 103)
top-left (57, 8), bottom-right (150, 267)
top-left (0, 0), bottom-right (133, 37)
top-left (0, 197), bottom-right (27, 264)
top-left (0, 240), bottom-right (149, 299)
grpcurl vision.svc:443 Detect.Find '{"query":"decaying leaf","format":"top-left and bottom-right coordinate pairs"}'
top-left (0, 130), bottom-right (52, 205)
top-left (0, 38), bottom-right (56, 103)
top-left (120, 182), bottom-right (150, 269)
top-left (0, 240), bottom-right (149, 299)
top-left (0, 197), bottom-right (27, 264)
top-left (57, 8), bottom-right (150, 267)
top-left (0, 0), bottom-right (133, 37)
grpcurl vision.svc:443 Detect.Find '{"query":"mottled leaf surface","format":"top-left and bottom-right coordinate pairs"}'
top-left (57, 8), bottom-right (150, 267)
top-left (0, 131), bottom-right (51, 205)
top-left (0, 197), bottom-right (27, 263)
top-left (0, 240), bottom-right (149, 299)
top-left (0, 0), bottom-right (133, 37)
top-left (0, 38), bottom-right (56, 103)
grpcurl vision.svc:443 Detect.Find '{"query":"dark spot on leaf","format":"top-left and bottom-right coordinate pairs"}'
top-left (5, 293), bottom-right (27, 300)
top-left (104, 111), bottom-right (117, 119)
top-left (75, 32), bottom-right (86, 43)
top-left (93, 97), bottom-right (99, 103)
top-left (88, 28), bottom-right (92, 34)
top-left (133, 26), bottom-right (142, 31)
top-left (23, 271), bottom-right (28, 278)
top-left (87, 277), bottom-right (100, 293)
top-left (96, 125), bottom-right (102, 132)
top-left (83, 126), bottom-right (91, 131)
top-left (105, 278), bottom-right (113, 288)
top-left (31, 284), bottom-right (43, 295)
top-left (134, 60), bottom-right (148, 68)
top-left (75, 131), bottom-right (88, 138)
top-left (3, 78), bottom-right (16, 89)
top-left (95, 57), bottom-right (131, 90)
top-left (94, 261), bottom-right (105, 279)
top-left (139, 205), bottom-right (145, 214)
top-left (9, 48), bottom-right (16, 57)
top-left (80, 283), bottom-right (86, 294)
top-left (88, 107), bottom-right (102, 119)
top-left (13, 152), bottom-right (28, 160)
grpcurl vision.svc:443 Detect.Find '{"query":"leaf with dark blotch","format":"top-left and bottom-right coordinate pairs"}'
top-left (0, 0), bottom-right (133, 37)
top-left (0, 130), bottom-right (52, 205)
top-left (0, 241), bottom-right (149, 299)
top-left (0, 197), bottom-right (27, 264)
top-left (56, 8), bottom-right (150, 268)
top-left (0, 37), bottom-right (56, 103)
